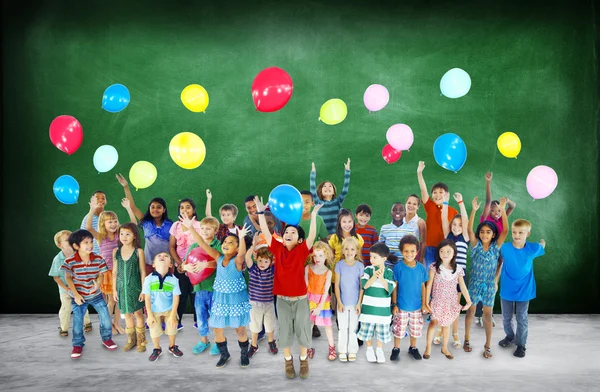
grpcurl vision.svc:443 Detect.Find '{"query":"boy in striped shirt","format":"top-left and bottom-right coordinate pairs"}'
top-left (380, 202), bottom-right (417, 267)
top-left (355, 204), bottom-right (378, 266)
top-left (61, 229), bottom-right (117, 359)
top-left (357, 242), bottom-right (396, 363)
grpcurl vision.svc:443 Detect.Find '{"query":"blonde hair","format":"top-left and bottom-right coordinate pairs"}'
top-left (342, 236), bottom-right (363, 262)
top-left (54, 230), bottom-right (72, 247)
top-left (512, 219), bottom-right (532, 231)
top-left (97, 211), bottom-right (119, 244)
top-left (200, 216), bottom-right (220, 230)
top-left (307, 242), bottom-right (334, 268)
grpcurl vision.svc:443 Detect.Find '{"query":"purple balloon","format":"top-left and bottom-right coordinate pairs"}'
top-left (363, 84), bottom-right (389, 112)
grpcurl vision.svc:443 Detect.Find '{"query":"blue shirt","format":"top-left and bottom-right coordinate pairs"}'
top-left (500, 242), bottom-right (545, 301)
top-left (334, 259), bottom-right (365, 306)
top-left (393, 261), bottom-right (428, 312)
top-left (142, 272), bottom-right (181, 313)
top-left (48, 251), bottom-right (70, 294)
top-left (140, 219), bottom-right (173, 265)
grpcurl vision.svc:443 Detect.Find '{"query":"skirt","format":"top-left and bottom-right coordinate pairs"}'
top-left (101, 270), bottom-right (113, 295)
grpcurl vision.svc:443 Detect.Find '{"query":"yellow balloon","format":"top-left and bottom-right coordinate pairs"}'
top-left (169, 132), bottom-right (206, 170)
top-left (129, 161), bottom-right (157, 190)
top-left (319, 98), bottom-right (347, 125)
top-left (181, 84), bottom-right (209, 113)
top-left (497, 132), bottom-right (521, 158)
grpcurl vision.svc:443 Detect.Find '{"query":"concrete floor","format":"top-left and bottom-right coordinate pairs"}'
top-left (0, 314), bottom-right (599, 391)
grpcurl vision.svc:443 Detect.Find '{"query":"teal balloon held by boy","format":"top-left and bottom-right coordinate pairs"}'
top-left (102, 84), bottom-right (130, 113)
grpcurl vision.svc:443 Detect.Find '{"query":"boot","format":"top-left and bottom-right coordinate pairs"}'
top-left (216, 341), bottom-right (231, 368)
top-left (135, 327), bottom-right (147, 352)
top-left (122, 327), bottom-right (136, 352)
top-left (285, 356), bottom-right (296, 379)
top-left (299, 356), bottom-right (309, 379)
top-left (239, 340), bottom-right (250, 368)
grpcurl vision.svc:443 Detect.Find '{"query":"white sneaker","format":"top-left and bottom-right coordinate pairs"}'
top-left (366, 347), bottom-right (376, 363)
top-left (376, 348), bottom-right (386, 363)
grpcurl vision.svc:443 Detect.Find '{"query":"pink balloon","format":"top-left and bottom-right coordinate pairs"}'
top-left (363, 84), bottom-right (389, 112)
top-left (382, 144), bottom-right (402, 164)
top-left (49, 115), bottom-right (83, 155)
top-left (386, 124), bottom-right (414, 151)
top-left (185, 247), bottom-right (215, 285)
top-left (526, 165), bottom-right (558, 200)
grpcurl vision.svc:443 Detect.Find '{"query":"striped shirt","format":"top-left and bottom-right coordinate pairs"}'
top-left (80, 213), bottom-right (100, 254)
top-left (61, 252), bottom-right (108, 300)
top-left (447, 233), bottom-right (468, 269)
top-left (356, 225), bottom-right (379, 264)
top-left (379, 222), bottom-right (417, 266)
top-left (310, 170), bottom-right (351, 234)
top-left (248, 264), bottom-right (274, 302)
top-left (358, 265), bottom-right (396, 324)
top-left (142, 272), bottom-right (181, 313)
top-left (99, 235), bottom-right (119, 270)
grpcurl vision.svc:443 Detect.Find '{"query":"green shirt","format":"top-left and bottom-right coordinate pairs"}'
top-left (185, 238), bottom-right (222, 293)
top-left (299, 215), bottom-right (329, 242)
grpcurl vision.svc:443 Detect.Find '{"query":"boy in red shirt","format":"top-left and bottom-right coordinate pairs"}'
top-left (254, 197), bottom-right (321, 380)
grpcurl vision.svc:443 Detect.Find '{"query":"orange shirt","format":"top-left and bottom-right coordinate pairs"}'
top-left (424, 198), bottom-right (457, 247)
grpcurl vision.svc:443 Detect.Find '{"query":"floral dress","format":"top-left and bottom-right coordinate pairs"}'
top-left (430, 264), bottom-right (464, 326)
top-left (469, 241), bottom-right (500, 307)
top-left (210, 255), bottom-right (251, 328)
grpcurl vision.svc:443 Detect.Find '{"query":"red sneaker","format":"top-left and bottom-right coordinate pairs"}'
top-left (103, 339), bottom-right (118, 350)
top-left (71, 346), bottom-right (83, 359)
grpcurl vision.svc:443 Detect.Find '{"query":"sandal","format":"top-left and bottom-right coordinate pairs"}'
top-left (452, 333), bottom-right (462, 348)
top-left (433, 331), bottom-right (442, 345)
top-left (328, 345), bottom-right (337, 361)
top-left (84, 323), bottom-right (93, 333)
top-left (307, 348), bottom-right (315, 359)
top-left (483, 345), bottom-right (493, 358)
top-left (59, 329), bottom-right (68, 337)
top-left (348, 353), bottom-right (356, 362)
top-left (339, 353), bottom-right (348, 362)
top-left (423, 351), bottom-right (431, 360)
top-left (441, 349), bottom-right (454, 360)
top-left (463, 340), bottom-right (472, 352)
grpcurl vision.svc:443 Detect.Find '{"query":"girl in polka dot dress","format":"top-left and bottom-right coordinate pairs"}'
top-left (423, 240), bottom-right (472, 360)
top-left (181, 215), bottom-right (252, 369)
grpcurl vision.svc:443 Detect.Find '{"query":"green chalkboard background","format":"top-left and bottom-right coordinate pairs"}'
top-left (1, 0), bottom-right (598, 313)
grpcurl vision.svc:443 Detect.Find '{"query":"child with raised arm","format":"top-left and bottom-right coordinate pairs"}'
top-left (463, 196), bottom-right (509, 359)
top-left (255, 196), bottom-right (322, 379)
top-left (416, 161), bottom-right (458, 268)
top-left (379, 202), bottom-right (416, 268)
top-left (299, 190), bottom-right (329, 242)
top-left (355, 204), bottom-right (378, 266)
top-left (498, 219), bottom-right (546, 358)
top-left (205, 189), bottom-right (243, 241)
top-left (49, 230), bottom-right (90, 337)
top-left (80, 190), bottom-right (107, 255)
top-left (310, 159), bottom-right (351, 234)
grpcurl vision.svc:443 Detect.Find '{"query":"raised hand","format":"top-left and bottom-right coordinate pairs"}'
top-left (417, 161), bottom-right (425, 174)
top-left (121, 198), bottom-right (131, 210)
top-left (116, 173), bottom-right (129, 187)
top-left (312, 203), bottom-right (323, 215)
top-left (443, 192), bottom-right (450, 203)
top-left (344, 158), bottom-right (351, 171)
top-left (453, 192), bottom-right (463, 203)
top-left (311, 162), bottom-right (316, 172)
top-left (540, 239), bottom-right (546, 248)
top-left (499, 197), bottom-right (508, 209)
top-left (179, 214), bottom-right (197, 229)
top-left (252, 232), bottom-right (261, 246)
top-left (253, 196), bottom-right (266, 212)
top-left (238, 224), bottom-right (251, 239)
top-left (206, 189), bottom-right (212, 200)
top-left (89, 197), bottom-right (99, 212)
top-left (472, 196), bottom-right (481, 211)
top-left (485, 172), bottom-right (493, 182)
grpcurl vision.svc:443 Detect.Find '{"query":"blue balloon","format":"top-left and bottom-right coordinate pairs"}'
top-left (440, 68), bottom-right (471, 99)
top-left (102, 84), bottom-right (130, 113)
top-left (53, 175), bottom-right (80, 204)
top-left (93, 145), bottom-right (119, 173)
top-left (268, 184), bottom-right (303, 226)
top-left (433, 133), bottom-right (467, 172)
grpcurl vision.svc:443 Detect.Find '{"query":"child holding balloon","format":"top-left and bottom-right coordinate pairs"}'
top-left (310, 159), bottom-right (351, 234)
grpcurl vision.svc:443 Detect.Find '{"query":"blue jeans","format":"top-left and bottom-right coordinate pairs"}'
top-left (425, 246), bottom-right (437, 269)
top-left (71, 294), bottom-right (112, 347)
top-left (194, 290), bottom-right (213, 337)
top-left (501, 299), bottom-right (529, 347)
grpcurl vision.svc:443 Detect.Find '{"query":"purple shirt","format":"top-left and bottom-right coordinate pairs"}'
top-left (248, 264), bottom-right (274, 302)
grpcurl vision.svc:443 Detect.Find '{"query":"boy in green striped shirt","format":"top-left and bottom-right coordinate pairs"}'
top-left (357, 242), bottom-right (397, 363)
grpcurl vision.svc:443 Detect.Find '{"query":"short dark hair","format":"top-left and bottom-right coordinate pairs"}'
top-left (369, 242), bottom-right (390, 258)
top-left (300, 190), bottom-right (313, 198)
top-left (68, 229), bottom-right (94, 248)
top-left (92, 190), bottom-right (106, 197)
top-left (400, 235), bottom-right (420, 251)
top-left (244, 195), bottom-right (256, 203)
top-left (284, 224), bottom-right (305, 240)
top-left (434, 239), bottom-right (458, 273)
top-left (431, 182), bottom-right (449, 193)
top-left (355, 204), bottom-right (372, 216)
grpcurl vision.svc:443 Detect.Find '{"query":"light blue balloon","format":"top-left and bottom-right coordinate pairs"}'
top-left (433, 133), bottom-right (467, 173)
top-left (102, 84), bottom-right (130, 112)
top-left (440, 68), bottom-right (471, 99)
top-left (268, 184), bottom-right (303, 226)
top-left (53, 175), bottom-right (80, 205)
top-left (93, 145), bottom-right (119, 173)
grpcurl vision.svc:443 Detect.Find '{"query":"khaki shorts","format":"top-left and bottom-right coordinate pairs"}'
top-left (249, 301), bottom-right (276, 334)
top-left (276, 296), bottom-right (312, 349)
top-left (149, 310), bottom-right (178, 338)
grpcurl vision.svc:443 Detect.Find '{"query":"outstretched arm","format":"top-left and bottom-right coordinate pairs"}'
top-left (310, 162), bottom-right (321, 203)
top-left (417, 161), bottom-right (429, 204)
top-left (86, 198), bottom-right (101, 241)
top-left (180, 215), bottom-right (221, 260)
top-left (339, 159), bottom-right (351, 203)
top-left (506, 199), bottom-right (516, 218)
top-left (496, 197), bottom-right (510, 247)
top-left (116, 173), bottom-right (144, 220)
top-left (305, 204), bottom-right (323, 250)
top-left (441, 192), bottom-right (450, 238)
top-left (454, 193), bottom-right (470, 242)
top-left (205, 189), bottom-right (213, 218)
top-left (254, 196), bottom-right (272, 246)
top-left (468, 197), bottom-right (481, 248)
top-left (482, 172), bottom-right (493, 220)
top-left (121, 199), bottom-right (138, 224)
top-left (234, 225), bottom-right (250, 271)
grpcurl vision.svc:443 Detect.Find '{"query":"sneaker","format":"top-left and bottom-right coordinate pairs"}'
top-left (149, 348), bottom-right (162, 362)
top-left (84, 323), bottom-right (93, 333)
top-left (312, 325), bottom-right (321, 338)
top-left (145, 323), bottom-right (149, 331)
top-left (492, 316), bottom-right (496, 327)
top-left (268, 341), bottom-right (278, 354)
top-left (425, 314), bottom-right (431, 323)
top-left (162, 322), bottom-right (166, 331)
top-left (71, 346), bottom-right (83, 359)
top-left (513, 346), bottom-right (526, 358)
top-left (339, 353), bottom-right (348, 362)
top-left (475, 317), bottom-right (483, 327)
top-left (102, 339), bottom-right (118, 350)
top-left (177, 323), bottom-right (183, 331)
top-left (248, 344), bottom-right (259, 358)
top-left (357, 338), bottom-right (364, 347)
top-left (193, 322), bottom-right (198, 329)
top-left (390, 347), bottom-right (400, 362)
top-left (375, 348), bottom-right (386, 363)
top-left (307, 348), bottom-right (315, 359)
top-left (366, 347), bottom-right (376, 363)
top-left (257, 330), bottom-right (266, 341)
top-left (499, 336), bottom-right (514, 348)
top-left (169, 345), bottom-right (183, 357)
top-left (408, 346), bottom-right (423, 360)
top-left (210, 342), bottom-right (220, 356)
top-left (192, 341), bottom-right (210, 355)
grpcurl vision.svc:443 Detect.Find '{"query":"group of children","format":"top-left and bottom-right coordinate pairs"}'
top-left (49, 160), bottom-right (546, 378)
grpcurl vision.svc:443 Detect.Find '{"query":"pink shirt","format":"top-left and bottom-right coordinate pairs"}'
top-left (169, 220), bottom-right (202, 261)
top-left (480, 214), bottom-right (504, 235)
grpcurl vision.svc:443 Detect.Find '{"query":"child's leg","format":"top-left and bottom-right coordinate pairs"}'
top-left (482, 306), bottom-right (494, 348)
top-left (88, 294), bottom-right (112, 342)
top-left (501, 298), bottom-right (516, 342)
top-left (337, 307), bottom-right (349, 353)
top-left (148, 313), bottom-right (163, 349)
top-left (325, 326), bottom-right (335, 347)
top-left (365, 339), bottom-right (373, 347)
top-left (190, 292), bottom-right (197, 323)
top-left (464, 306), bottom-right (476, 342)
top-left (214, 328), bottom-right (226, 343)
top-left (296, 298), bottom-right (312, 359)
top-left (71, 299), bottom-right (89, 347)
top-left (376, 339), bottom-right (383, 348)
top-left (124, 313), bottom-right (135, 329)
top-left (151, 337), bottom-right (161, 349)
top-left (265, 302), bottom-right (276, 343)
top-left (515, 301), bottom-right (530, 347)
top-left (235, 326), bottom-right (249, 342)
top-left (168, 333), bottom-right (176, 347)
top-left (59, 293), bottom-right (72, 332)
top-left (348, 306), bottom-right (359, 354)
top-left (134, 309), bottom-right (145, 328)
top-left (195, 291), bottom-right (212, 344)
top-left (424, 319), bottom-right (438, 356)
top-left (248, 301), bottom-right (263, 348)
top-left (440, 326), bottom-right (451, 353)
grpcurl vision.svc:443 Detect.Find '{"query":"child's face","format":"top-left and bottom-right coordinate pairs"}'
top-left (340, 215), bottom-right (354, 233)
top-left (74, 237), bottom-right (94, 255)
top-left (245, 200), bottom-right (257, 216)
top-left (511, 225), bottom-right (530, 245)
top-left (401, 244), bottom-right (418, 263)
top-left (343, 243), bottom-right (357, 261)
top-left (93, 192), bottom-right (107, 210)
top-left (321, 182), bottom-right (335, 199)
top-left (221, 236), bottom-right (239, 256)
top-left (257, 256), bottom-right (272, 271)
top-left (265, 215), bottom-right (276, 233)
top-left (370, 253), bottom-right (386, 268)
top-left (220, 210), bottom-right (235, 225)
top-left (431, 188), bottom-right (446, 206)
top-left (57, 234), bottom-right (74, 255)
top-left (405, 196), bottom-right (420, 214)
top-left (199, 224), bottom-right (217, 242)
top-left (301, 194), bottom-right (314, 215)
top-left (313, 250), bottom-right (326, 266)
top-left (451, 217), bottom-right (463, 236)
top-left (149, 202), bottom-right (165, 219)
top-left (439, 245), bottom-right (454, 263)
top-left (104, 217), bottom-right (119, 233)
top-left (119, 228), bottom-right (135, 246)
top-left (490, 203), bottom-right (502, 220)
top-left (179, 202), bottom-right (195, 219)
top-left (479, 226), bottom-right (495, 244)
top-left (153, 252), bottom-right (172, 275)
top-left (283, 227), bottom-right (300, 247)
top-left (356, 211), bottom-right (371, 226)
top-left (390, 203), bottom-right (406, 222)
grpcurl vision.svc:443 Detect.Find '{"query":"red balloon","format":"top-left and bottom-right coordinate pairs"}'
top-left (49, 115), bottom-right (83, 155)
top-left (382, 144), bottom-right (402, 164)
top-left (251, 67), bottom-right (293, 112)
top-left (186, 247), bottom-right (216, 285)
